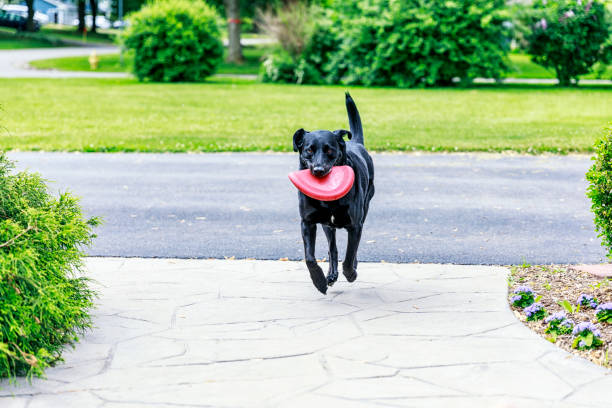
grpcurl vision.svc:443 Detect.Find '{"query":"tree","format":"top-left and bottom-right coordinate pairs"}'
top-left (77, 0), bottom-right (86, 33)
top-left (24, 0), bottom-right (36, 31)
top-left (224, 0), bottom-right (243, 63)
top-left (89, 0), bottom-right (98, 33)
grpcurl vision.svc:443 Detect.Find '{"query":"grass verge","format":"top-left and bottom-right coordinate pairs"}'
top-left (29, 46), bottom-right (266, 75)
top-left (27, 50), bottom-right (612, 81)
top-left (0, 78), bottom-right (611, 153)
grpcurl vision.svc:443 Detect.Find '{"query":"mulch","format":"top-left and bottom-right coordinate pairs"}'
top-left (508, 265), bottom-right (611, 368)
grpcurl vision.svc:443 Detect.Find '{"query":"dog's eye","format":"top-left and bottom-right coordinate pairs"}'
top-left (306, 148), bottom-right (313, 154)
top-left (326, 148), bottom-right (333, 155)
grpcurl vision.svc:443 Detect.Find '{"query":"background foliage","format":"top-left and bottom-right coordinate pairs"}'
top-left (121, 0), bottom-right (224, 82)
top-left (261, 0), bottom-right (511, 87)
top-left (0, 153), bottom-right (99, 379)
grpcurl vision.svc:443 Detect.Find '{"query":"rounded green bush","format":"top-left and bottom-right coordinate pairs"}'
top-left (121, 0), bottom-right (224, 82)
top-left (587, 127), bottom-right (612, 258)
top-left (0, 153), bottom-right (99, 379)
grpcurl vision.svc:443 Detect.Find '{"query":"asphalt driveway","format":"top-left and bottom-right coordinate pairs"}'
top-left (9, 152), bottom-right (606, 264)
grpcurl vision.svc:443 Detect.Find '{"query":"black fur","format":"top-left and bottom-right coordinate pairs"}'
top-left (294, 93), bottom-right (375, 294)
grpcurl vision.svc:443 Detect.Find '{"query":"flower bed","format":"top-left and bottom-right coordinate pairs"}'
top-left (508, 265), bottom-right (610, 368)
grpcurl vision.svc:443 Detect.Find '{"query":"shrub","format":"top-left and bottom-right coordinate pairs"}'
top-left (510, 285), bottom-right (535, 308)
top-left (260, 0), bottom-right (510, 87)
top-left (586, 128), bottom-right (612, 258)
top-left (121, 0), bottom-right (224, 82)
top-left (0, 153), bottom-right (99, 379)
top-left (519, 0), bottom-right (612, 86)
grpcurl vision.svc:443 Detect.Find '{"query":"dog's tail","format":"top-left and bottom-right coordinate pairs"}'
top-left (345, 92), bottom-right (364, 145)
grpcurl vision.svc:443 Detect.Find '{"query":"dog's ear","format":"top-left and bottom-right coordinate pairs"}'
top-left (333, 129), bottom-right (352, 140)
top-left (333, 129), bottom-right (349, 164)
top-left (293, 128), bottom-right (306, 152)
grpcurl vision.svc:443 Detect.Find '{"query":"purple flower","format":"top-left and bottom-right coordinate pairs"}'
top-left (577, 294), bottom-right (598, 308)
top-left (545, 311), bottom-right (567, 323)
top-left (564, 10), bottom-right (575, 18)
top-left (572, 322), bottom-right (602, 337)
top-left (511, 295), bottom-right (521, 303)
top-left (560, 319), bottom-right (574, 329)
top-left (578, 340), bottom-right (586, 348)
top-left (586, 1), bottom-right (593, 12)
top-left (525, 302), bottom-right (544, 317)
top-left (514, 286), bottom-right (533, 295)
top-left (596, 302), bottom-right (612, 312)
top-left (535, 18), bottom-right (548, 30)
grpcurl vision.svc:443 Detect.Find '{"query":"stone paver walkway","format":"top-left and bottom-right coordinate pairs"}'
top-left (1, 258), bottom-right (610, 407)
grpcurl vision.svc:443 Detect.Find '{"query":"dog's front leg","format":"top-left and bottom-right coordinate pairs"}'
top-left (342, 224), bottom-right (363, 283)
top-left (301, 220), bottom-right (327, 294)
top-left (322, 225), bottom-right (339, 286)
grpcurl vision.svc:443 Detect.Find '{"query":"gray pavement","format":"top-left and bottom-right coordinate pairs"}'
top-left (1, 258), bottom-right (610, 407)
top-left (9, 152), bottom-right (607, 265)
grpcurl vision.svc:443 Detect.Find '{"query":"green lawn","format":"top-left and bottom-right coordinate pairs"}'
top-left (29, 46), bottom-right (266, 75)
top-left (0, 78), bottom-right (610, 153)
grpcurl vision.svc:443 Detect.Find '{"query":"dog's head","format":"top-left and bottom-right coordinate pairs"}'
top-left (293, 129), bottom-right (351, 177)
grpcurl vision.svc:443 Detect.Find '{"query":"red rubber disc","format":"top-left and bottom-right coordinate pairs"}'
top-left (288, 165), bottom-right (355, 201)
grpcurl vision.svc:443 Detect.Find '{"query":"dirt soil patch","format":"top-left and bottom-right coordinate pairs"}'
top-left (508, 265), bottom-right (611, 368)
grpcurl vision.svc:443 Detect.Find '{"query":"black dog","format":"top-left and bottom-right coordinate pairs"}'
top-left (293, 93), bottom-right (375, 294)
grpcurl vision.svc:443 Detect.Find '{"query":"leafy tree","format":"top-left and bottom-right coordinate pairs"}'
top-left (519, 0), bottom-right (612, 86)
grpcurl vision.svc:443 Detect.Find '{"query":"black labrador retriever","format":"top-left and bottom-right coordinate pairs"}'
top-left (293, 93), bottom-right (375, 294)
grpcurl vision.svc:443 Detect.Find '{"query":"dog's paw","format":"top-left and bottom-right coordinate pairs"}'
top-left (306, 261), bottom-right (327, 294)
top-left (327, 271), bottom-right (338, 287)
top-left (342, 263), bottom-right (358, 283)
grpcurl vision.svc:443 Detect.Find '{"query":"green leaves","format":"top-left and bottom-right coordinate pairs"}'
top-left (559, 299), bottom-right (578, 314)
top-left (1, 153), bottom-right (97, 380)
top-left (264, 0), bottom-right (509, 87)
top-left (587, 128), bottom-right (612, 259)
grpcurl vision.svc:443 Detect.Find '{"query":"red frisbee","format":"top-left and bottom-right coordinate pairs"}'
top-left (288, 165), bottom-right (355, 201)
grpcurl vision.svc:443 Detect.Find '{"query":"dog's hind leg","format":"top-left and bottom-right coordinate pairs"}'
top-left (322, 225), bottom-right (338, 286)
top-left (342, 225), bottom-right (363, 283)
top-left (301, 220), bottom-right (327, 294)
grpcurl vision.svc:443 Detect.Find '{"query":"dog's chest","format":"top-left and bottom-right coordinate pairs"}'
top-left (320, 202), bottom-right (351, 228)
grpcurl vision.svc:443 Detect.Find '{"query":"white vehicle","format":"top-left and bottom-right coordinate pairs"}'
top-left (71, 15), bottom-right (111, 29)
top-left (1, 4), bottom-right (49, 24)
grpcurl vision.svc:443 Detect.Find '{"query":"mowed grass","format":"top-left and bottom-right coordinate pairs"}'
top-left (28, 50), bottom-right (612, 81)
top-left (0, 78), bottom-right (610, 153)
top-left (505, 53), bottom-right (612, 80)
top-left (29, 46), bottom-right (266, 75)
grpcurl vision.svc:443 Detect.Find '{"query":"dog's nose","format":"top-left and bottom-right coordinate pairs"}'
top-left (312, 167), bottom-right (326, 177)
